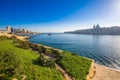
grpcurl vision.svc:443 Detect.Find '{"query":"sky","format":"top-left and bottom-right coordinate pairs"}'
top-left (0, 0), bottom-right (120, 32)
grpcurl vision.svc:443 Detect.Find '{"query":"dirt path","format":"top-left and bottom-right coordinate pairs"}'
top-left (43, 55), bottom-right (73, 80)
top-left (55, 64), bottom-right (73, 80)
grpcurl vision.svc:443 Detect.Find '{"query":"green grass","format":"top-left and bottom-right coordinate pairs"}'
top-left (57, 51), bottom-right (92, 80)
top-left (0, 36), bottom-right (92, 80)
top-left (0, 40), bottom-right (63, 80)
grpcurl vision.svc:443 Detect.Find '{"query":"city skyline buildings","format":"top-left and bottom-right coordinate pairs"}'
top-left (0, 26), bottom-right (32, 34)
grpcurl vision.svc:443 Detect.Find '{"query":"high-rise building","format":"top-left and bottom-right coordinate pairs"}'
top-left (6, 26), bottom-right (12, 33)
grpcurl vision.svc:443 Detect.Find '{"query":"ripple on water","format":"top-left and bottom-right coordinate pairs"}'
top-left (29, 33), bottom-right (120, 69)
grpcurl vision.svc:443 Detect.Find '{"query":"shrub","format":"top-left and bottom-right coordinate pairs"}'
top-left (40, 46), bottom-right (46, 53)
top-left (51, 49), bottom-right (62, 57)
top-left (37, 54), bottom-right (55, 68)
top-left (0, 50), bottom-right (24, 80)
top-left (45, 48), bottom-right (53, 54)
top-left (0, 36), bottom-right (9, 41)
top-left (16, 41), bottom-right (30, 50)
top-left (35, 46), bottom-right (46, 53)
top-left (29, 44), bottom-right (46, 53)
top-left (10, 36), bottom-right (20, 44)
top-left (10, 36), bottom-right (17, 40)
top-left (29, 44), bottom-right (38, 50)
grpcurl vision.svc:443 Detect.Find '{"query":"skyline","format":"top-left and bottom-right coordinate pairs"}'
top-left (0, 0), bottom-right (120, 32)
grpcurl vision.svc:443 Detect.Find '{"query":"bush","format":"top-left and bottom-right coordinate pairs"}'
top-left (51, 49), bottom-right (62, 57)
top-left (45, 48), bottom-right (53, 54)
top-left (35, 45), bottom-right (46, 53)
top-left (40, 46), bottom-right (46, 53)
top-left (29, 44), bottom-right (38, 50)
top-left (10, 36), bottom-right (20, 44)
top-left (37, 54), bottom-right (55, 68)
top-left (29, 44), bottom-right (46, 53)
top-left (0, 36), bottom-right (9, 41)
top-left (10, 36), bottom-right (17, 40)
top-left (0, 50), bottom-right (24, 80)
top-left (16, 41), bottom-right (30, 50)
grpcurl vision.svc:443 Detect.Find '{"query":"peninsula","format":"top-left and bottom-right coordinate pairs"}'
top-left (65, 24), bottom-right (120, 35)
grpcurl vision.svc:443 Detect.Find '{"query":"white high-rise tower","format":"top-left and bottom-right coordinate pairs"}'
top-left (6, 26), bottom-right (12, 33)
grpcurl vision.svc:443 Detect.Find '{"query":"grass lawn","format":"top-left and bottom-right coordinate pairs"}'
top-left (57, 51), bottom-right (92, 80)
top-left (0, 40), bottom-right (63, 80)
top-left (0, 36), bottom-right (92, 80)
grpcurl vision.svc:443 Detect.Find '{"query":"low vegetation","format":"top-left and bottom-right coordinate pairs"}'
top-left (0, 50), bottom-right (24, 80)
top-left (0, 36), bottom-right (92, 80)
top-left (16, 41), bottom-right (30, 50)
top-left (30, 44), bottom-right (46, 53)
top-left (37, 54), bottom-right (55, 68)
top-left (0, 36), bottom-right (63, 80)
top-left (0, 36), bottom-right (10, 41)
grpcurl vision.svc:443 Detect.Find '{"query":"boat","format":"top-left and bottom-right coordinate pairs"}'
top-left (48, 33), bottom-right (52, 35)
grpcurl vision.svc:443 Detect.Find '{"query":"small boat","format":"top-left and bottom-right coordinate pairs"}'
top-left (48, 33), bottom-right (52, 35)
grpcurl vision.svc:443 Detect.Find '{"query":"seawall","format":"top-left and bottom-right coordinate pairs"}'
top-left (86, 60), bottom-right (95, 80)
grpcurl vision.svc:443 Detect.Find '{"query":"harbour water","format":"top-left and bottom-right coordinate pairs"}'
top-left (29, 33), bottom-right (120, 69)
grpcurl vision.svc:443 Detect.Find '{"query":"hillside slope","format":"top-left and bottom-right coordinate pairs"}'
top-left (0, 38), bottom-right (63, 80)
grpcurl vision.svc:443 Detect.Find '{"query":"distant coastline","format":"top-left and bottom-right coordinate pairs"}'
top-left (65, 24), bottom-right (120, 35)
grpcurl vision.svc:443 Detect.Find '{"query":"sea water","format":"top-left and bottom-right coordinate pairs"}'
top-left (29, 33), bottom-right (120, 69)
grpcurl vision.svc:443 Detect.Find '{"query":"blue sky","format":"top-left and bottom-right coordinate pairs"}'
top-left (0, 0), bottom-right (120, 32)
